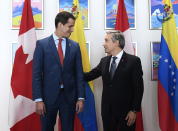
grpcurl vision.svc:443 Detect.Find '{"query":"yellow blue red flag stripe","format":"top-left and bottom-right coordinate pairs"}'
top-left (69, 0), bottom-right (98, 130)
top-left (158, 0), bottom-right (178, 131)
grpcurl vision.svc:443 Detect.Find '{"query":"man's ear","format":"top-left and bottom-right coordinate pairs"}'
top-left (117, 41), bottom-right (120, 48)
top-left (57, 22), bottom-right (63, 28)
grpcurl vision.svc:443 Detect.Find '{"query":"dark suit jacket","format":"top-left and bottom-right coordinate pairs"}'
top-left (84, 52), bottom-right (144, 117)
top-left (32, 35), bottom-right (85, 106)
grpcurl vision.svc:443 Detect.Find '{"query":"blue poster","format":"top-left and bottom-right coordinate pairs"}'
top-left (59, 0), bottom-right (89, 29)
top-left (151, 42), bottom-right (160, 80)
top-left (105, 0), bottom-right (135, 29)
top-left (150, 0), bottom-right (178, 29)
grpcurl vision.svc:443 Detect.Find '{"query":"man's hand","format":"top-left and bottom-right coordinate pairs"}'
top-left (76, 100), bottom-right (84, 114)
top-left (36, 101), bottom-right (46, 116)
top-left (125, 111), bottom-right (137, 126)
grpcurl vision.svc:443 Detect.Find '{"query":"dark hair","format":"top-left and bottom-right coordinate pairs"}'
top-left (106, 30), bottom-right (125, 49)
top-left (55, 11), bottom-right (75, 28)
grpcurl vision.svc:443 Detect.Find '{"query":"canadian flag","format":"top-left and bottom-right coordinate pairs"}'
top-left (8, 0), bottom-right (41, 130)
top-left (115, 0), bottom-right (144, 131)
top-left (115, 0), bottom-right (134, 55)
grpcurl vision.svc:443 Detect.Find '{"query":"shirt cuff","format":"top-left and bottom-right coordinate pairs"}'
top-left (34, 98), bottom-right (43, 102)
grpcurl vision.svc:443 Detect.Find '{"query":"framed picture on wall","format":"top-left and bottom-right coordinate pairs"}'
top-left (105, 0), bottom-right (136, 29)
top-left (86, 41), bottom-right (90, 61)
top-left (11, 43), bottom-right (20, 64)
top-left (150, 42), bottom-right (160, 81)
top-left (58, 0), bottom-right (90, 29)
top-left (149, 0), bottom-right (178, 29)
top-left (12, 0), bottom-right (43, 29)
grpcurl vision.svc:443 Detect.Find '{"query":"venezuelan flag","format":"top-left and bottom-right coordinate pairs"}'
top-left (158, 0), bottom-right (178, 131)
top-left (69, 0), bottom-right (98, 130)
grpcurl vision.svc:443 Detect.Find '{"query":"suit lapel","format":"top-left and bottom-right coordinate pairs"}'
top-left (48, 35), bottom-right (61, 66)
top-left (112, 52), bottom-right (127, 80)
top-left (104, 56), bottom-right (112, 81)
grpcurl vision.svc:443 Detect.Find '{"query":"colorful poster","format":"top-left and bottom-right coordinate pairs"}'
top-left (59, 0), bottom-right (89, 29)
top-left (151, 42), bottom-right (160, 80)
top-left (105, 0), bottom-right (135, 29)
top-left (12, 0), bottom-right (43, 29)
top-left (150, 0), bottom-right (178, 29)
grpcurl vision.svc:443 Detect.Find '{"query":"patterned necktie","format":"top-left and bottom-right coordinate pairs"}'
top-left (58, 38), bottom-right (64, 65)
top-left (110, 56), bottom-right (117, 79)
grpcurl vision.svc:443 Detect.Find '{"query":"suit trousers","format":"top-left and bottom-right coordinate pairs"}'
top-left (102, 102), bottom-right (135, 131)
top-left (40, 89), bottom-right (75, 131)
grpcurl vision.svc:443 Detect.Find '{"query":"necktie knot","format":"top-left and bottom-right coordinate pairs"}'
top-left (112, 56), bottom-right (117, 63)
top-left (58, 38), bottom-right (63, 45)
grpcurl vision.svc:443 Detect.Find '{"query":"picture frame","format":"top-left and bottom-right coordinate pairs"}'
top-left (58, 0), bottom-right (90, 29)
top-left (105, 0), bottom-right (136, 30)
top-left (12, 0), bottom-right (44, 29)
top-left (150, 42), bottom-right (160, 81)
top-left (86, 41), bottom-right (90, 61)
top-left (149, 0), bottom-right (178, 29)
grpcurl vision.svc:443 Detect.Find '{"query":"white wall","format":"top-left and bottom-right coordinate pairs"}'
top-left (0, 0), bottom-right (161, 131)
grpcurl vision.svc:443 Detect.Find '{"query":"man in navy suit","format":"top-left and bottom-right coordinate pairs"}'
top-left (84, 31), bottom-right (144, 131)
top-left (32, 11), bottom-right (85, 131)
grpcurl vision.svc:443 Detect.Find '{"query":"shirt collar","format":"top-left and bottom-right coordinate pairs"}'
top-left (112, 50), bottom-right (123, 59)
top-left (52, 33), bottom-right (65, 41)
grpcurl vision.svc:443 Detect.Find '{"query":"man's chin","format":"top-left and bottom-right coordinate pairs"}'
top-left (62, 33), bottom-right (71, 38)
top-left (104, 50), bottom-right (108, 53)
top-left (67, 34), bottom-right (71, 38)
top-left (105, 50), bottom-right (111, 55)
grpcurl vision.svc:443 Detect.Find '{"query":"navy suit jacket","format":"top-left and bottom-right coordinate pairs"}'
top-left (32, 35), bottom-right (85, 106)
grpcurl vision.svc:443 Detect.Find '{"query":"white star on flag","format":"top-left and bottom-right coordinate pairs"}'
top-left (164, 59), bottom-right (168, 63)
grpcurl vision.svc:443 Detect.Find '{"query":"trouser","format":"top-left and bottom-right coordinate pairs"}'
top-left (41, 90), bottom-right (75, 131)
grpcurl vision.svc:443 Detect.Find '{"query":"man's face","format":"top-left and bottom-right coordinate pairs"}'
top-left (103, 34), bottom-right (118, 54)
top-left (56, 18), bottom-right (75, 38)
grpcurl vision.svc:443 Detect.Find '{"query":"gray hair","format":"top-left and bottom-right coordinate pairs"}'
top-left (106, 30), bottom-right (125, 49)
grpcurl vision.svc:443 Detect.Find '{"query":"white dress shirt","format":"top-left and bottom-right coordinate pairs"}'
top-left (53, 33), bottom-right (66, 56)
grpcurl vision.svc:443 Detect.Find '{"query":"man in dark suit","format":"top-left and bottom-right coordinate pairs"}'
top-left (84, 31), bottom-right (144, 131)
top-left (32, 11), bottom-right (85, 131)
